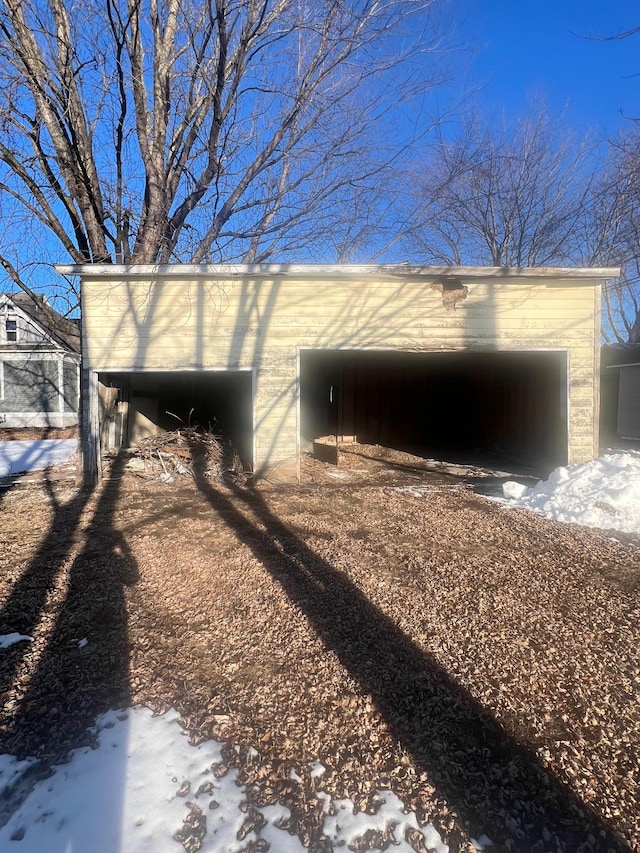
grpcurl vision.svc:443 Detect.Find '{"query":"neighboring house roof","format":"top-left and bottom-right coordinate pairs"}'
top-left (1, 291), bottom-right (80, 353)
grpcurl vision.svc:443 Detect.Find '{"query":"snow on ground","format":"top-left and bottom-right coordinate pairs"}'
top-left (502, 451), bottom-right (640, 535)
top-left (0, 634), bottom-right (33, 649)
top-left (0, 440), bottom-right (77, 478)
top-left (0, 708), bottom-right (455, 853)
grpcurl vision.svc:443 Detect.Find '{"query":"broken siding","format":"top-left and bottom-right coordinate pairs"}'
top-left (81, 274), bottom-right (600, 467)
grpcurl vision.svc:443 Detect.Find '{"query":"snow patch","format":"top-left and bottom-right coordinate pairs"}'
top-left (502, 480), bottom-right (528, 500)
top-left (0, 707), bottom-right (448, 853)
top-left (0, 440), bottom-right (77, 477)
top-left (502, 452), bottom-right (640, 535)
top-left (0, 755), bottom-right (39, 795)
top-left (322, 792), bottom-right (447, 852)
top-left (0, 633), bottom-right (33, 649)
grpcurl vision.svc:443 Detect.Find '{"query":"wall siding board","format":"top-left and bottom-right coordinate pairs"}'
top-left (85, 334), bottom-right (597, 362)
top-left (81, 272), bottom-right (602, 470)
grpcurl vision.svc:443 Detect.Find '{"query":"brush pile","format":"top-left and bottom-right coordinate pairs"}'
top-left (125, 428), bottom-right (246, 484)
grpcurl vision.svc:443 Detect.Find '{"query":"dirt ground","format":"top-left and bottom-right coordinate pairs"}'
top-left (0, 426), bottom-right (78, 441)
top-left (0, 448), bottom-right (639, 853)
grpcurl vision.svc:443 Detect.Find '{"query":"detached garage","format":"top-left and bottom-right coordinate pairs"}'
top-left (57, 264), bottom-right (618, 482)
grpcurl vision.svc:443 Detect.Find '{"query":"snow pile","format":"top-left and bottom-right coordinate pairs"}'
top-left (503, 451), bottom-right (640, 534)
top-left (0, 707), bottom-right (451, 853)
top-left (0, 439), bottom-right (77, 477)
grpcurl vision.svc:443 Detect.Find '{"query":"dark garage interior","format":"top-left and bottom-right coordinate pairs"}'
top-left (98, 370), bottom-right (253, 469)
top-left (300, 349), bottom-right (568, 473)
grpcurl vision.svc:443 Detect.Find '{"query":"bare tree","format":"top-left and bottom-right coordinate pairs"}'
top-left (565, 22), bottom-right (640, 342)
top-left (0, 0), bottom-right (447, 305)
top-left (403, 107), bottom-right (598, 268)
top-left (593, 131), bottom-right (640, 343)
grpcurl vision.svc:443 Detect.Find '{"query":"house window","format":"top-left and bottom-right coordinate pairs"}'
top-left (5, 316), bottom-right (17, 342)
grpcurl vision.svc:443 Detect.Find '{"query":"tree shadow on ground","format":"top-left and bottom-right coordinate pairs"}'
top-left (0, 452), bottom-right (137, 759)
top-left (194, 473), bottom-right (630, 853)
top-left (0, 476), bottom-right (95, 702)
top-left (0, 453), bottom-right (138, 849)
top-left (0, 480), bottom-right (15, 509)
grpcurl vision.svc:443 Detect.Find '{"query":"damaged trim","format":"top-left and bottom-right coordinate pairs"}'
top-left (430, 277), bottom-right (469, 311)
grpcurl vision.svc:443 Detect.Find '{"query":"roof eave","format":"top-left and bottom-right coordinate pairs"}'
top-left (55, 263), bottom-right (621, 281)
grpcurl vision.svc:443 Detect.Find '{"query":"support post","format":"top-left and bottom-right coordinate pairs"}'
top-left (82, 368), bottom-right (101, 483)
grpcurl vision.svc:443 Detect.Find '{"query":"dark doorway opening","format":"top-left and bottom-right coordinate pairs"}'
top-left (98, 370), bottom-right (254, 469)
top-left (300, 350), bottom-right (567, 473)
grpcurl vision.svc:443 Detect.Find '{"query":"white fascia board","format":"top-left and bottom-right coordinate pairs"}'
top-left (55, 263), bottom-right (621, 281)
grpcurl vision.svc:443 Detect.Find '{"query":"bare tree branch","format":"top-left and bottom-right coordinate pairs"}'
top-left (0, 0), bottom-right (449, 305)
top-left (404, 106), bottom-right (599, 268)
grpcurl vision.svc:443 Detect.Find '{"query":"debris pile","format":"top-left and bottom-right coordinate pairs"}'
top-left (124, 428), bottom-right (246, 484)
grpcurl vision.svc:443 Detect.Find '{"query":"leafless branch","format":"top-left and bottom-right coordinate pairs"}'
top-left (0, 0), bottom-right (449, 306)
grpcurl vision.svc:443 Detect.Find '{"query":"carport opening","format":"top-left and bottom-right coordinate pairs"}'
top-left (300, 350), bottom-right (567, 474)
top-left (98, 370), bottom-right (253, 470)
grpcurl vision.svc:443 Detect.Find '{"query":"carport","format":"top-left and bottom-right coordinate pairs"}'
top-left (300, 349), bottom-right (568, 472)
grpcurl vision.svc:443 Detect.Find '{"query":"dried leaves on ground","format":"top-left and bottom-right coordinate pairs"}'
top-left (0, 427), bottom-right (78, 442)
top-left (0, 451), bottom-right (638, 853)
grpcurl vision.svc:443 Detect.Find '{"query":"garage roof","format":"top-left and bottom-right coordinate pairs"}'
top-left (56, 264), bottom-right (620, 281)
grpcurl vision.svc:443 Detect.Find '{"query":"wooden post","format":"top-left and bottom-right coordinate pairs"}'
top-left (82, 368), bottom-right (101, 483)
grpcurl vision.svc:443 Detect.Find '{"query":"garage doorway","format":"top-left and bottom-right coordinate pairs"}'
top-left (98, 370), bottom-right (254, 470)
top-left (300, 350), bottom-right (567, 473)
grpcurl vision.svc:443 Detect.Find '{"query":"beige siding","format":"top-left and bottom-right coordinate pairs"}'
top-left (82, 272), bottom-right (601, 469)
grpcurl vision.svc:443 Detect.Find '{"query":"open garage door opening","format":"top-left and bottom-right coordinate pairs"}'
top-left (300, 350), bottom-right (568, 474)
top-left (98, 370), bottom-right (254, 470)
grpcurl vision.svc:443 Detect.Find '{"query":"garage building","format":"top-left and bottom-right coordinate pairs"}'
top-left (56, 264), bottom-right (618, 482)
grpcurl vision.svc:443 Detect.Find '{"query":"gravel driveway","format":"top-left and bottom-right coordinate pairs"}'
top-left (1, 451), bottom-right (638, 852)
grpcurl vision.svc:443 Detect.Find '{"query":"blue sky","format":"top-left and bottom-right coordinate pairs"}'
top-left (453, 0), bottom-right (639, 136)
